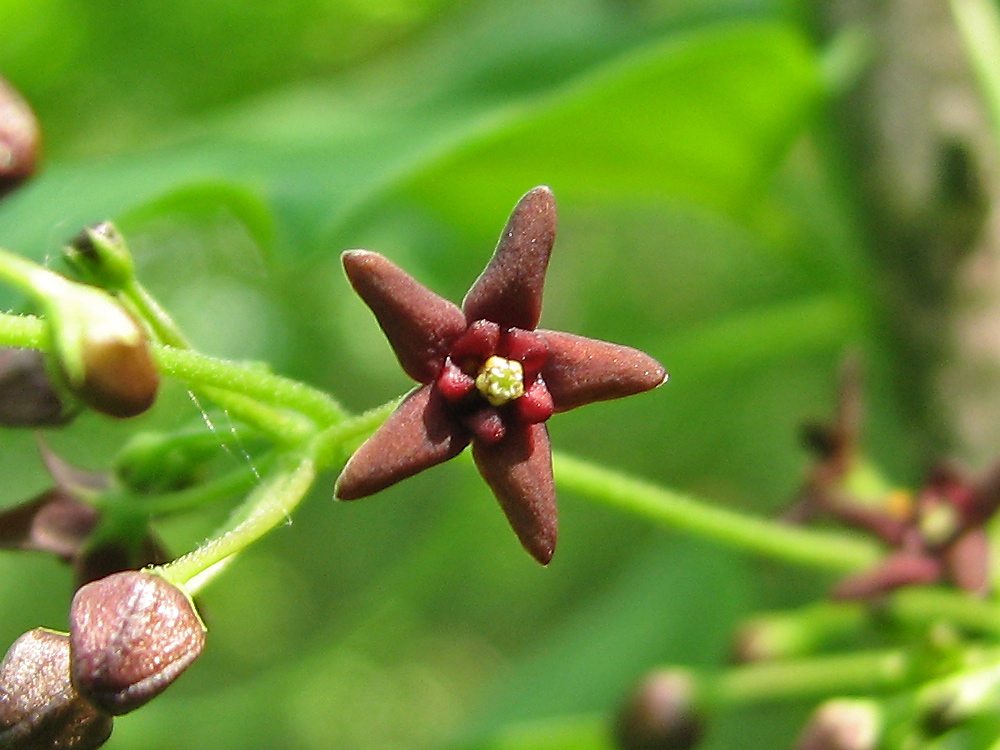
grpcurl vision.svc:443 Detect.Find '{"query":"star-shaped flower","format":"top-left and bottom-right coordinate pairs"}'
top-left (789, 359), bottom-right (1000, 598)
top-left (830, 463), bottom-right (998, 599)
top-left (336, 186), bottom-right (667, 564)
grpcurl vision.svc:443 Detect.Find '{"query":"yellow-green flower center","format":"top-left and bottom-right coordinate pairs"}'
top-left (475, 355), bottom-right (525, 406)
top-left (919, 501), bottom-right (960, 546)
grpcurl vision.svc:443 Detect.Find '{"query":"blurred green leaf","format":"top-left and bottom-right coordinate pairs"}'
top-left (401, 22), bottom-right (822, 232)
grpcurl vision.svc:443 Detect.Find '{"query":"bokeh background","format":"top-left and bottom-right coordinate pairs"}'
top-left (0, 0), bottom-right (995, 747)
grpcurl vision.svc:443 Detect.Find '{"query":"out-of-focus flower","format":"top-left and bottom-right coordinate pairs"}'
top-left (0, 443), bottom-right (168, 587)
top-left (336, 186), bottom-right (666, 563)
top-left (0, 76), bottom-right (40, 200)
top-left (0, 347), bottom-right (74, 427)
top-left (69, 571), bottom-right (206, 715)
top-left (614, 669), bottom-right (703, 750)
top-left (795, 699), bottom-right (881, 750)
top-left (0, 628), bottom-right (113, 750)
top-left (790, 359), bottom-right (999, 598)
top-left (831, 462), bottom-right (998, 599)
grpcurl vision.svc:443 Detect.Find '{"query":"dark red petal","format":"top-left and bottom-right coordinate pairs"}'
top-left (945, 527), bottom-right (991, 596)
top-left (967, 458), bottom-right (1000, 526)
top-left (517, 378), bottom-right (554, 424)
top-left (30, 494), bottom-right (100, 560)
top-left (462, 186), bottom-right (556, 330)
top-left (823, 495), bottom-right (908, 546)
top-left (0, 494), bottom-right (56, 550)
top-left (831, 553), bottom-right (942, 600)
top-left (39, 440), bottom-right (108, 494)
top-left (450, 320), bottom-right (500, 364)
top-left (465, 408), bottom-right (506, 444)
top-left (539, 330), bottom-right (667, 412)
top-left (335, 386), bottom-right (469, 500)
top-left (0, 491), bottom-right (99, 560)
top-left (343, 250), bottom-right (467, 384)
top-left (502, 328), bottom-right (549, 380)
top-left (472, 422), bottom-right (557, 564)
top-left (437, 359), bottom-right (476, 402)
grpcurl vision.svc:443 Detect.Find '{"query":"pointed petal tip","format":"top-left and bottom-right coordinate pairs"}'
top-left (518, 185), bottom-right (557, 216)
top-left (653, 364), bottom-right (669, 388)
top-left (341, 248), bottom-right (376, 268)
top-left (524, 185), bottom-right (554, 200)
top-left (332, 474), bottom-right (365, 502)
top-left (528, 536), bottom-right (555, 565)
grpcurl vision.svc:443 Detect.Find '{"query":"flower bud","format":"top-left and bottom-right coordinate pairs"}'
top-left (0, 628), bottom-right (113, 750)
top-left (0, 77), bottom-right (40, 199)
top-left (615, 669), bottom-right (703, 750)
top-left (795, 699), bottom-right (880, 750)
top-left (48, 282), bottom-right (159, 418)
top-left (63, 223), bottom-right (135, 291)
top-left (919, 666), bottom-right (1000, 736)
top-left (0, 347), bottom-right (73, 427)
top-left (70, 571), bottom-right (205, 714)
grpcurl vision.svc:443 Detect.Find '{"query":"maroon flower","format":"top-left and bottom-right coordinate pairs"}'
top-left (336, 186), bottom-right (667, 564)
top-left (790, 359), bottom-right (1000, 598)
top-left (831, 463), bottom-right (998, 599)
top-left (0, 442), bottom-right (168, 587)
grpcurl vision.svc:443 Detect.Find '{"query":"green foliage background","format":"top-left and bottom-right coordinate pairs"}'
top-left (0, 0), bottom-right (945, 747)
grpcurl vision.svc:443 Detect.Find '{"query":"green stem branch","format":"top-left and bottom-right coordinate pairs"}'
top-left (553, 452), bottom-right (882, 574)
top-left (154, 345), bottom-right (346, 427)
top-left (711, 648), bottom-right (913, 705)
top-left (159, 450), bottom-right (317, 593)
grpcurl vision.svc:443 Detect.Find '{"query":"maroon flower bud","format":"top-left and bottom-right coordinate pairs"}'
top-left (0, 77), bottom-right (40, 200)
top-left (795, 699), bottom-right (880, 750)
top-left (0, 347), bottom-right (73, 427)
top-left (69, 571), bottom-right (205, 714)
top-left (615, 669), bottom-right (703, 750)
top-left (0, 628), bottom-right (113, 750)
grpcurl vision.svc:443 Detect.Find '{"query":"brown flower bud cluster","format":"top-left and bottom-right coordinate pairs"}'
top-left (0, 572), bottom-right (205, 749)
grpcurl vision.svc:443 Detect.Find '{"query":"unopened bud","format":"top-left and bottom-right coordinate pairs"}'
top-left (795, 699), bottom-right (880, 750)
top-left (0, 347), bottom-right (73, 427)
top-left (0, 77), bottom-right (40, 199)
top-left (615, 669), bottom-right (703, 750)
top-left (49, 282), bottom-right (159, 418)
top-left (0, 628), bottom-right (113, 750)
top-left (920, 666), bottom-right (1000, 736)
top-left (69, 571), bottom-right (205, 714)
top-left (63, 223), bottom-right (135, 291)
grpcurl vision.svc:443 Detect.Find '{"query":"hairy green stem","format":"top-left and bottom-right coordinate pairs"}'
top-left (154, 345), bottom-right (346, 426)
top-left (120, 277), bottom-right (190, 348)
top-left (0, 311), bottom-right (43, 348)
top-left (0, 305), bottom-right (345, 431)
top-left (159, 450), bottom-right (317, 592)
